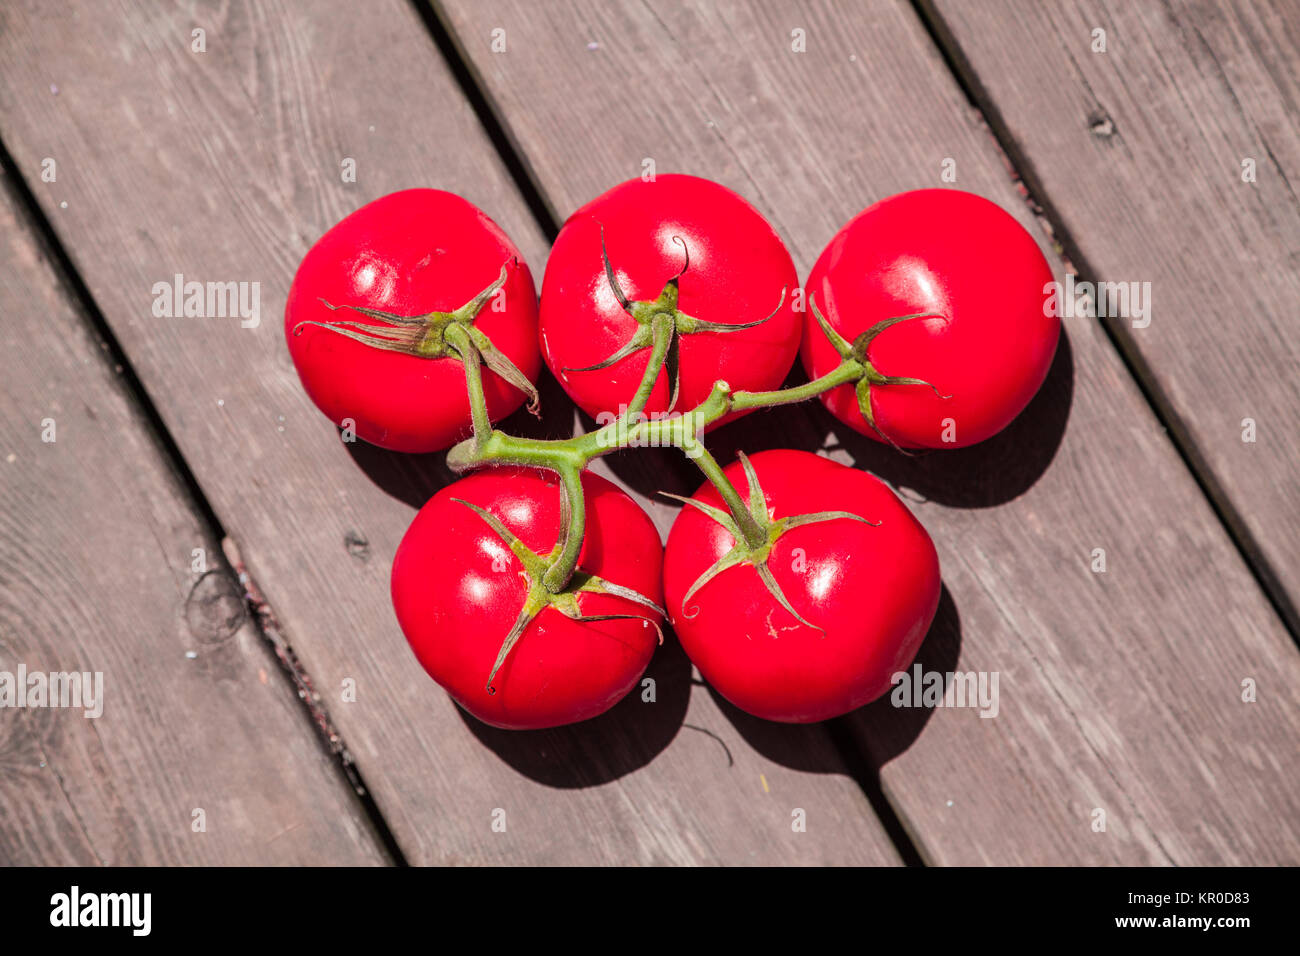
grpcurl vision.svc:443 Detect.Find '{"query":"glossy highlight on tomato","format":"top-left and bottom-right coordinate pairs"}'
top-left (392, 468), bottom-right (664, 730)
top-left (663, 450), bottom-right (940, 723)
top-left (801, 189), bottom-right (1059, 448)
top-left (285, 189), bottom-right (540, 452)
top-left (540, 174), bottom-right (801, 422)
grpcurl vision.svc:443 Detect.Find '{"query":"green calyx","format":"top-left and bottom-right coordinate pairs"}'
top-left (452, 497), bottom-right (665, 694)
top-left (292, 258), bottom-right (540, 415)
top-left (661, 451), bottom-right (879, 635)
top-left (808, 292), bottom-right (949, 451)
top-left (564, 223), bottom-right (786, 412)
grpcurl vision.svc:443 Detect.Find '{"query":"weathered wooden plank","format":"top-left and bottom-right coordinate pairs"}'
top-left (0, 0), bottom-right (901, 863)
top-left (0, 169), bottom-right (385, 865)
top-left (921, 0), bottom-right (1300, 631)
top-left (435, 0), bottom-right (1300, 863)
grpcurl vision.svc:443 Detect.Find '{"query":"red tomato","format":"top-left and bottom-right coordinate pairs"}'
top-left (801, 189), bottom-right (1058, 448)
top-left (285, 189), bottom-right (540, 453)
top-left (662, 450), bottom-right (940, 723)
top-left (539, 174), bottom-right (800, 421)
top-left (392, 468), bottom-right (664, 730)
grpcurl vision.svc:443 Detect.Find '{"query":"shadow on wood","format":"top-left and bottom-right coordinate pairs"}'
top-left (825, 329), bottom-right (1074, 508)
top-left (341, 370), bottom-right (576, 511)
top-left (493, 363), bottom-right (580, 443)
top-left (343, 438), bottom-right (456, 512)
top-left (846, 583), bottom-right (964, 767)
top-left (705, 584), bottom-right (962, 774)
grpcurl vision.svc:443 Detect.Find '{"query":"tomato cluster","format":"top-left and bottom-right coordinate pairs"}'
top-left (286, 177), bottom-right (1058, 729)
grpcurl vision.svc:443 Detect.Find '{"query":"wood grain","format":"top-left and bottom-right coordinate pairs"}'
top-left (0, 0), bottom-right (901, 863)
top-left (434, 0), bottom-right (1300, 863)
top-left (0, 168), bottom-right (385, 865)
top-left (921, 0), bottom-right (1300, 631)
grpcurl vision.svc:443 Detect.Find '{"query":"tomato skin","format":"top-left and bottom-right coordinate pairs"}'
top-left (391, 468), bottom-right (664, 730)
top-left (285, 189), bottom-right (540, 453)
top-left (539, 174), bottom-right (801, 421)
top-left (662, 450), bottom-right (940, 723)
top-left (801, 189), bottom-right (1058, 448)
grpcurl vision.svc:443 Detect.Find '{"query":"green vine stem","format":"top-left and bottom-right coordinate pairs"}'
top-left (623, 312), bottom-right (676, 421)
top-left (434, 253), bottom-right (948, 620)
top-left (447, 358), bottom-right (866, 471)
top-left (444, 323), bottom-right (491, 450)
top-left (446, 351), bottom-right (872, 589)
top-left (540, 465), bottom-right (586, 593)
top-left (678, 440), bottom-right (766, 549)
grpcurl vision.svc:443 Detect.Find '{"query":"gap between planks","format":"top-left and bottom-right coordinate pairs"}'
top-left (911, 0), bottom-right (1300, 647)
top-left (0, 138), bottom-right (408, 867)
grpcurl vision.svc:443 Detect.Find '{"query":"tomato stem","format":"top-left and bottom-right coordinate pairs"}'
top-left (446, 295), bottom-right (939, 592)
top-left (678, 441), bottom-right (766, 549)
top-left (446, 361), bottom-right (868, 588)
top-left (445, 324), bottom-right (491, 448)
top-left (541, 465), bottom-right (586, 593)
top-left (623, 313), bottom-right (676, 421)
top-left (561, 225), bottom-right (783, 417)
top-left (452, 495), bottom-right (665, 693)
top-left (660, 451), bottom-right (880, 633)
top-left (808, 292), bottom-right (949, 452)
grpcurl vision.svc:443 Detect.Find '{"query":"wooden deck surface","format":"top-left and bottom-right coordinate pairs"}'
top-left (0, 0), bottom-right (1296, 865)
